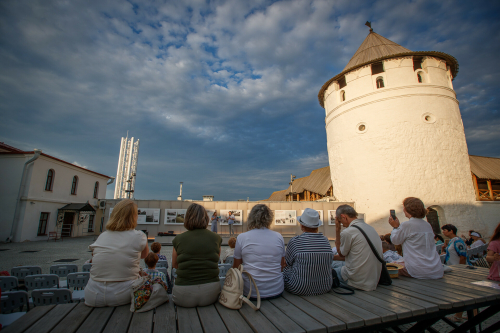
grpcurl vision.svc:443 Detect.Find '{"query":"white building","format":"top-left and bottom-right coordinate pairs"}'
top-left (318, 27), bottom-right (499, 235)
top-left (0, 142), bottom-right (113, 242)
top-left (114, 136), bottom-right (140, 199)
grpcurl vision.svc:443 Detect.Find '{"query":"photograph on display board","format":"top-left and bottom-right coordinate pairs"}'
top-left (207, 209), bottom-right (216, 225)
top-left (164, 209), bottom-right (187, 224)
top-left (137, 208), bottom-right (160, 224)
top-left (328, 210), bottom-right (336, 225)
top-left (219, 210), bottom-right (242, 225)
top-left (274, 210), bottom-right (297, 225)
top-left (301, 210), bottom-right (323, 223)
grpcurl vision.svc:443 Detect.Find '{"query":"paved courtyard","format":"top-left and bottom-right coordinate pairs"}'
top-left (0, 236), bottom-right (498, 332)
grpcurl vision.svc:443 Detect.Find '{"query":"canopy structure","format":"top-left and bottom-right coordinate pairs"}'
top-left (470, 155), bottom-right (500, 201)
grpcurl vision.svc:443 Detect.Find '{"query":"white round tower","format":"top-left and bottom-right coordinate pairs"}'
top-left (318, 26), bottom-right (483, 233)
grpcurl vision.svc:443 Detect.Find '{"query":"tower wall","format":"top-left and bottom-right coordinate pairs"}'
top-left (323, 56), bottom-right (484, 234)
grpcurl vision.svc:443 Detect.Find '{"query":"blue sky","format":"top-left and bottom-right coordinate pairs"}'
top-left (1, 0), bottom-right (499, 201)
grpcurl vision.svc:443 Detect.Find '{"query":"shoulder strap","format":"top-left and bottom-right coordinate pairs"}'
top-left (238, 265), bottom-right (261, 310)
top-left (351, 225), bottom-right (384, 264)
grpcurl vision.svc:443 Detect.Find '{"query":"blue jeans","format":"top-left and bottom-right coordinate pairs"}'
top-left (331, 261), bottom-right (349, 288)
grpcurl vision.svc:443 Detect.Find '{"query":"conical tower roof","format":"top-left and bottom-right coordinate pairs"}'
top-left (343, 31), bottom-right (411, 72)
top-left (317, 28), bottom-right (459, 108)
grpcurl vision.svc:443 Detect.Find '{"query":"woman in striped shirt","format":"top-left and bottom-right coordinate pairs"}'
top-left (283, 208), bottom-right (333, 296)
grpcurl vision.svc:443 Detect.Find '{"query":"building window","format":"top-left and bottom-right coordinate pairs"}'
top-left (371, 62), bottom-right (384, 75)
top-left (413, 57), bottom-right (423, 71)
top-left (38, 212), bottom-right (49, 236)
top-left (93, 182), bottom-right (99, 199)
top-left (45, 169), bottom-right (55, 191)
top-left (338, 76), bottom-right (346, 89)
top-left (417, 72), bottom-right (424, 83)
top-left (376, 77), bottom-right (385, 89)
top-left (71, 176), bottom-right (78, 195)
top-left (340, 90), bottom-right (346, 102)
top-left (88, 215), bottom-right (95, 232)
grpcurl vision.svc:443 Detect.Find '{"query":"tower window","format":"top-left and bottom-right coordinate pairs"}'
top-left (45, 169), bottom-right (55, 191)
top-left (93, 182), bottom-right (99, 199)
top-left (417, 73), bottom-right (423, 83)
top-left (413, 57), bottom-right (423, 71)
top-left (340, 90), bottom-right (346, 102)
top-left (338, 76), bottom-right (346, 89)
top-left (71, 176), bottom-right (78, 195)
top-left (376, 77), bottom-right (385, 89)
top-left (371, 62), bottom-right (384, 75)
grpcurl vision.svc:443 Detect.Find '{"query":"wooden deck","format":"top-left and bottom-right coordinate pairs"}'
top-left (4, 265), bottom-right (500, 333)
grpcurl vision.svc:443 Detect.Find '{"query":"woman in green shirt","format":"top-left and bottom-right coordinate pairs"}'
top-left (172, 203), bottom-right (222, 307)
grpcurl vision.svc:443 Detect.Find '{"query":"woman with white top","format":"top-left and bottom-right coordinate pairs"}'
top-left (233, 204), bottom-right (285, 300)
top-left (85, 199), bottom-right (149, 307)
top-left (469, 232), bottom-right (485, 249)
top-left (389, 197), bottom-right (443, 279)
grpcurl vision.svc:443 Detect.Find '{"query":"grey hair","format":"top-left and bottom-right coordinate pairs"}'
top-left (247, 204), bottom-right (273, 230)
top-left (335, 205), bottom-right (358, 218)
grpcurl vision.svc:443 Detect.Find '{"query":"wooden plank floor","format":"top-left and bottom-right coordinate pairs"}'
top-left (5, 265), bottom-right (499, 333)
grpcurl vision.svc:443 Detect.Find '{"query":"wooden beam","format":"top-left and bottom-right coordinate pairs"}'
top-left (296, 193), bottom-right (299, 201)
top-left (472, 173), bottom-right (480, 201)
top-left (487, 180), bottom-right (494, 201)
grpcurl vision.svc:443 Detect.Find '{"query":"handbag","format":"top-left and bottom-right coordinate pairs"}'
top-left (130, 276), bottom-right (169, 313)
top-left (351, 225), bottom-right (392, 286)
top-left (219, 264), bottom-right (260, 310)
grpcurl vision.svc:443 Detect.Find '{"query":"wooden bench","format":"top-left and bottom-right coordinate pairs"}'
top-left (4, 265), bottom-right (500, 333)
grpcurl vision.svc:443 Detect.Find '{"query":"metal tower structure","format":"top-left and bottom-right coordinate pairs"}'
top-left (114, 135), bottom-right (140, 199)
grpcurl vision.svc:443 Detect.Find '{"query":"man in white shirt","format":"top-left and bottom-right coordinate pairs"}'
top-left (332, 205), bottom-right (382, 291)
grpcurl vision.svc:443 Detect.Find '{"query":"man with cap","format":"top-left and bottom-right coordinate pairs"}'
top-left (282, 208), bottom-right (333, 296)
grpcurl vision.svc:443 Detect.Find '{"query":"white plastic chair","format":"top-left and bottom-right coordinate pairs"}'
top-left (218, 264), bottom-right (232, 278)
top-left (224, 256), bottom-right (234, 266)
top-left (156, 260), bottom-right (169, 269)
top-left (50, 264), bottom-right (78, 288)
top-left (67, 272), bottom-right (90, 302)
top-left (171, 268), bottom-right (177, 286)
top-left (82, 263), bottom-right (92, 272)
top-left (24, 274), bottom-right (59, 291)
top-left (0, 276), bottom-right (19, 291)
top-left (0, 291), bottom-right (29, 328)
top-left (156, 267), bottom-right (168, 277)
top-left (11, 266), bottom-right (42, 283)
top-left (31, 288), bottom-right (72, 306)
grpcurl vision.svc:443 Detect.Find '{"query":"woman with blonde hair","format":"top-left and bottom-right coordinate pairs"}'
top-left (85, 199), bottom-right (149, 307)
top-left (233, 204), bottom-right (285, 300)
top-left (172, 203), bottom-right (222, 307)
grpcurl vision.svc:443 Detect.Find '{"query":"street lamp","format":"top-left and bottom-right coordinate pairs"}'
top-left (289, 174), bottom-right (296, 201)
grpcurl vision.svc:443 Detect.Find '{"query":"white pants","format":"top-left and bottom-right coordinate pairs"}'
top-left (85, 278), bottom-right (136, 307)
